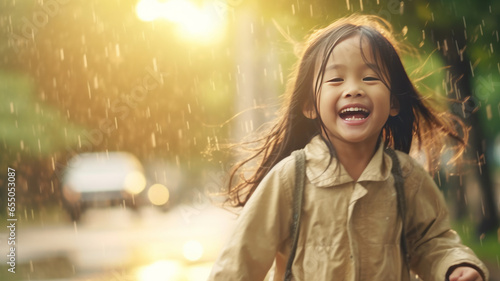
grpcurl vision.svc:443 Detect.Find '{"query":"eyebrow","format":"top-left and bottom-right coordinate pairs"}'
top-left (324, 63), bottom-right (381, 72)
top-left (324, 64), bottom-right (346, 72)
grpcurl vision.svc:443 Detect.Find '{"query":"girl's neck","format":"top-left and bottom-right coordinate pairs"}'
top-left (332, 140), bottom-right (379, 182)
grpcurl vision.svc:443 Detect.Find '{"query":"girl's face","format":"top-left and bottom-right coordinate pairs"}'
top-left (305, 34), bottom-right (399, 150)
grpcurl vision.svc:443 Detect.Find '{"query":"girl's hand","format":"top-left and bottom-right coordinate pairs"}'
top-left (448, 266), bottom-right (483, 281)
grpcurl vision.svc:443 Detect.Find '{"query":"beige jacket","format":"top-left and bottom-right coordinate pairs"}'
top-left (208, 135), bottom-right (489, 281)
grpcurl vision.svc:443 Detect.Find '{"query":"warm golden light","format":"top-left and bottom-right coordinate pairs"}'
top-left (147, 183), bottom-right (170, 205)
top-left (136, 0), bottom-right (161, 21)
top-left (183, 240), bottom-right (203, 261)
top-left (124, 171), bottom-right (147, 194)
top-left (136, 0), bottom-right (225, 42)
top-left (137, 260), bottom-right (183, 281)
top-left (186, 263), bottom-right (213, 281)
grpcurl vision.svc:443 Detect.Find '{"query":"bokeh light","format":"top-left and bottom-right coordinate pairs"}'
top-left (182, 240), bottom-right (203, 261)
top-left (124, 171), bottom-right (147, 194)
top-left (147, 183), bottom-right (170, 205)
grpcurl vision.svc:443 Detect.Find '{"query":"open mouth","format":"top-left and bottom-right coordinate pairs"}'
top-left (339, 107), bottom-right (370, 121)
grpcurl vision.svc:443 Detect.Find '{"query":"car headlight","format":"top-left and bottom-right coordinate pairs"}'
top-left (147, 184), bottom-right (170, 206)
top-left (124, 171), bottom-right (147, 194)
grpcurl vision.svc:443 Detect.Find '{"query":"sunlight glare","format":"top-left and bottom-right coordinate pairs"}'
top-left (136, 0), bottom-right (225, 42)
top-left (137, 260), bottom-right (183, 281)
top-left (183, 240), bottom-right (203, 261)
top-left (186, 263), bottom-right (213, 281)
top-left (136, 0), bottom-right (161, 22)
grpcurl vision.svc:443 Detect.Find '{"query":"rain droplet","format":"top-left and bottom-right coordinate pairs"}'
top-left (93, 75), bottom-right (99, 89)
top-left (87, 82), bottom-right (92, 99)
top-left (486, 105), bottom-right (492, 120)
top-left (279, 64), bottom-right (284, 85)
top-left (83, 54), bottom-right (88, 68)
top-left (153, 57), bottom-right (158, 72)
top-left (151, 132), bottom-right (156, 148)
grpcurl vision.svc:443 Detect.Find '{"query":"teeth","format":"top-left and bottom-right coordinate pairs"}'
top-left (340, 107), bottom-right (369, 114)
top-left (344, 117), bottom-right (366, 121)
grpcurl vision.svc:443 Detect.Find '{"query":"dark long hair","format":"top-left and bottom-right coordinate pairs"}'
top-left (226, 14), bottom-right (467, 207)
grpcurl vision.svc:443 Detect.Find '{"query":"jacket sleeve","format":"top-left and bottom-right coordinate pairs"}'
top-left (207, 158), bottom-right (294, 281)
top-left (405, 163), bottom-right (489, 281)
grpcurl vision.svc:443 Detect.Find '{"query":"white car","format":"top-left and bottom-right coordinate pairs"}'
top-left (61, 152), bottom-right (147, 221)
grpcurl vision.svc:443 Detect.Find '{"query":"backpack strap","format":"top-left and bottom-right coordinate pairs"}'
top-left (284, 148), bottom-right (409, 280)
top-left (385, 147), bottom-right (411, 276)
top-left (284, 149), bottom-right (306, 281)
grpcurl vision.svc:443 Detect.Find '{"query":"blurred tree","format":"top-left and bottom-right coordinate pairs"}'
top-left (404, 0), bottom-right (500, 233)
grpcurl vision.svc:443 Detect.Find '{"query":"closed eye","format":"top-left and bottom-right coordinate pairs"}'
top-left (327, 78), bottom-right (343, 83)
top-left (363, 77), bottom-right (380, 82)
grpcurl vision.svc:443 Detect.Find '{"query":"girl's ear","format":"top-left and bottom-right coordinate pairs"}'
top-left (302, 102), bottom-right (317, 119)
top-left (390, 95), bottom-right (400, 116)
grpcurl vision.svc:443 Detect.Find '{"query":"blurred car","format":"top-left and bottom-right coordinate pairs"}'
top-left (61, 151), bottom-right (147, 221)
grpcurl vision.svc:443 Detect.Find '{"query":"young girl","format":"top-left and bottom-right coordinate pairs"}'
top-left (208, 15), bottom-right (489, 281)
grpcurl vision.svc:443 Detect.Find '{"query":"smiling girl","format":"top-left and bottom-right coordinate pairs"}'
top-left (208, 15), bottom-right (488, 281)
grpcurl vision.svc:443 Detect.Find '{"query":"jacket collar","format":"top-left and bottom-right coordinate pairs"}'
top-left (304, 135), bottom-right (391, 188)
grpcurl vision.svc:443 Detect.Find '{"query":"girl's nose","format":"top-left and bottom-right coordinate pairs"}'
top-left (342, 79), bottom-right (365, 98)
top-left (343, 86), bottom-right (365, 98)
top-left (344, 91), bottom-right (364, 98)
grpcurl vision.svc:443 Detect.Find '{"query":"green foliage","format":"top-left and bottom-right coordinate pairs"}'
top-left (0, 71), bottom-right (83, 157)
top-left (452, 219), bottom-right (500, 261)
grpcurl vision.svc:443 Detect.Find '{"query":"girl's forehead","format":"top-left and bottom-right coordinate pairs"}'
top-left (312, 32), bottom-right (390, 84)
top-left (327, 35), bottom-right (375, 63)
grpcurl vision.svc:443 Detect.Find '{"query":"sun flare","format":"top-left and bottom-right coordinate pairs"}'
top-left (136, 0), bottom-right (225, 42)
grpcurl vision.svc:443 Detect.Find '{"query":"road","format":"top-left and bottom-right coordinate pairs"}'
top-left (11, 204), bottom-right (237, 281)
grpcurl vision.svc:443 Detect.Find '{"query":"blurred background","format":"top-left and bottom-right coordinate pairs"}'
top-left (0, 0), bottom-right (499, 280)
